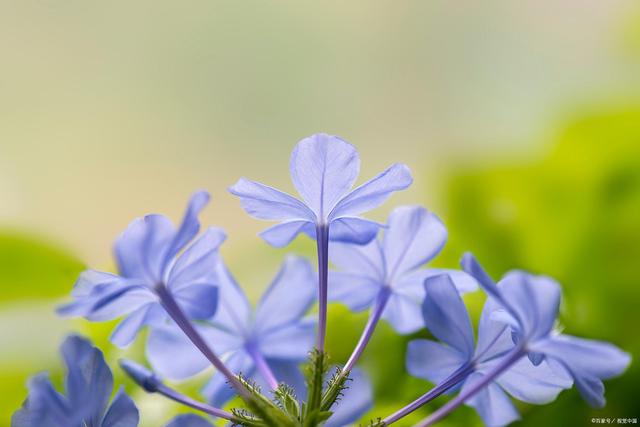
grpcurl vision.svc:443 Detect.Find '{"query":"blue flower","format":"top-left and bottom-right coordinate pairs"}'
top-left (58, 191), bottom-right (224, 347)
top-left (407, 274), bottom-right (572, 427)
top-left (229, 133), bottom-right (413, 247)
top-left (329, 205), bottom-right (478, 334)
top-left (462, 253), bottom-right (632, 409)
top-left (12, 335), bottom-right (139, 427)
top-left (145, 255), bottom-right (317, 407)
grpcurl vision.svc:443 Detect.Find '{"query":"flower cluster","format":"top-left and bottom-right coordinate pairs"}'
top-left (13, 134), bottom-right (630, 427)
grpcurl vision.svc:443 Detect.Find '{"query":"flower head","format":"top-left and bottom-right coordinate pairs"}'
top-left (12, 335), bottom-right (139, 427)
top-left (407, 274), bottom-right (572, 427)
top-left (329, 205), bottom-right (478, 334)
top-left (58, 192), bottom-right (224, 347)
top-left (461, 253), bottom-right (631, 408)
top-left (229, 133), bottom-right (413, 247)
top-left (146, 255), bottom-right (317, 406)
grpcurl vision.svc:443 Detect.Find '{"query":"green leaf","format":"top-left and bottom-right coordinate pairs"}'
top-left (0, 231), bottom-right (84, 301)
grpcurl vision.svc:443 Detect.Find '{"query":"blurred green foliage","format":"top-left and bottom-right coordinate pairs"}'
top-left (439, 107), bottom-right (640, 426)
top-left (0, 231), bottom-right (84, 302)
top-left (0, 233), bottom-right (84, 422)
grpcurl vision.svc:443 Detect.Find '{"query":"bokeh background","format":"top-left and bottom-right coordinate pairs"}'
top-left (1, 1), bottom-right (639, 426)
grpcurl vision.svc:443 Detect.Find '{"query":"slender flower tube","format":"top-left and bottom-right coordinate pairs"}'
top-left (414, 347), bottom-right (526, 427)
top-left (341, 287), bottom-right (391, 376)
top-left (245, 342), bottom-right (279, 390)
top-left (316, 224), bottom-right (330, 350)
top-left (119, 360), bottom-right (237, 422)
top-left (154, 285), bottom-right (249, 399)
top-left (382, 363), bottom-right (474, 425)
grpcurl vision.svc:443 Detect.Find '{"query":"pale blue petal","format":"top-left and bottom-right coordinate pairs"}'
top-left (110, 304), bottom-right (164, 348)
top-left (461, 253), bottom-right (505, 305)
top-left (85, 287), bottom-right (155, 323)
top-left (463, 373), bottom-right (520, 427)
top-left (254, 256), bottom-right (316, 333)
top-left (101, 388), bottom-right (139, 427)
top-left (168, 227), bottom-right (226, 290)
top-left (538, 335), bottom-right (631, 380)
top-left (330, 163), bottom-right (413, 219)
top-left (325, 368), bottom-right (373, 427)
top-left (406, 339), bottom-right (468, 384)
top-left (172, 284), bottom-right (218, 320)
top-left (57, 271), bottom-right (154, 322)
top-left (531, 335), bottom-right (631, 407)
top-left (498, 271), bottom-right (561, 342)
top-left (259, 220), bottom-right (315, 247)
top-left (62, 336), bottom-right (113, 425)
top-left (114, 217), bottom-right (149, 280)
top-left (202, 351), bottom-right (254, 407)
top-left (140, 214), bottom-right (176, 282)
top-left (417, 269), bottom-right (478, 294)
top-left (12, 373), bottom-right (71, 427)
top-left (164, 414), bottom-right (213, 427)
top-left (327, 271), bottom-right (381, 312)
top-left (259, 319), bottom-right (316, 360)
top-left (422, 275), bottom-right (475, 359)
top-left (159, 191), bottom-right (210, 275)
top-left (289, 133), bottom-right (360, 219)
top-left (383, 206), bottom-right (447, 281)
top-left (146, 324), bottom-right (242, 380)
top-left (493, 358), bottom-right (572, 405)
top-left (328, 240), bottom-right (385, 281)
top-left (328, 217), bottom-right (381, 244)
top-left (474, 298), bottom-right (513, 363)
top-left (211, 260), bottom-right (251, 335)
top-left (381, 293), bottom-right (423, 334)
top-left (389, 272), bottom-right (428, 306)
top-left (228, 178), bottom-right (315, 221)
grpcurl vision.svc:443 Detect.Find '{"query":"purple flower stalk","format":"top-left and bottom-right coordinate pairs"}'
top-left (154, 284), bottom-right (249, 398)
top-left (415, 346), bottom-right (527, 427)
top-left (119, 360), bottom-right (237, 422)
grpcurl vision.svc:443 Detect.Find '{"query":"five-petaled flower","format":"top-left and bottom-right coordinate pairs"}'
top-left (329, 205), bottom-right (478, 334)
top-left (461, 253), bottom-right (632, 409)
top-left (406, 274), bottom-right (572, 427)
top-left (58, 191), bottom-right (223, 347)
top-left (13, 336), bottom-right (139, 427)
top-left (229, 133), bottom-right (413, 247)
